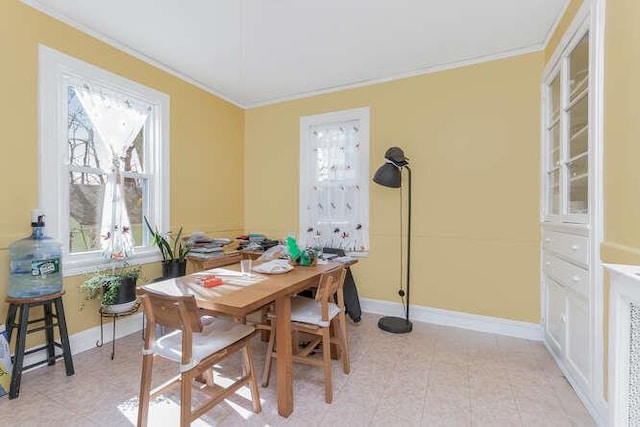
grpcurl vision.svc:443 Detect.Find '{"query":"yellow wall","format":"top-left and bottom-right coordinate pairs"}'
top-left (245, 53), bottom-right (543, 322)
top-left (601, 0), bottom-right (640, 265)
top-left (600, 0), bottom-right (640, 402)
top-left (0, 2), bottom-right (244, 334)
top-left (544, 0), bottom-right (585, 63)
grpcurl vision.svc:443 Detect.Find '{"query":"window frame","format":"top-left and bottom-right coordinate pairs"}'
top-left (39, 45), bottom-right (170, 276)
top-left (299, 107), bottom-right (370, 255)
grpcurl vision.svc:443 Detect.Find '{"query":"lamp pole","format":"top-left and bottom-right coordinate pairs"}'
top-left (404, 165), bottom-right (411, 324)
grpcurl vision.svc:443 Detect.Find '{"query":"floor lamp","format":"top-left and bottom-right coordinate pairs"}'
top-left (372, 147), bottom-right (413, 334)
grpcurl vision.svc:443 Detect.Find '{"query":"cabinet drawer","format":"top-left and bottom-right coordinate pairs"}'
top-left (543, 252), bottom-right (589, 297)
top-left (542, 230), bottom-right (589, 266)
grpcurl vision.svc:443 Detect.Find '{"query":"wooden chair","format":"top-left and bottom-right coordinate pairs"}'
top-left (137, 287), bottom-right (261, 427)
top-left (262, 266), bottom-right (350, 403)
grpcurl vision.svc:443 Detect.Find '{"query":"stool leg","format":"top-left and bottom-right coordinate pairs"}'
top-left (54, 297), bottom-right (74, 376)
top-left (111, 315), bottom-right (116, 360)
top-left (5, 304), bottom-right (18, 345)
top-left (9, 304), bottom-right (30, 399)
top-left (43, 302), bottom-right (56, 365)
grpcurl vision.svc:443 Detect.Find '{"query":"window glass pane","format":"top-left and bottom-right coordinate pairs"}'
top-left (549, 123), bottom-right (560, 168)
top-left (127, 130), bottom-right (144, 173)
top-left (314, 120), bottom-right (359, 183)
top-left (568, 95), bottom-right (588, 157)
top-left (123, 176), bottom-right (146, 246)
top-left (68, 87), bottom-right (107, 170)
top-left (568, 154), bottom-right (588, 180)
top-left (569, 33), bottom-right (589, 101)
top-left (550, 75), bottom-right (561, 122)
top-left (568, 172), bottom-right (588, 214)
top-left (69, 171), bottom-right (105, 253)
top-left (548, 169), bottom-right (560, 215)
top-left (570, 124), bottom-right (588, 159)
top-left (68, 86), bottom-right (145, 174)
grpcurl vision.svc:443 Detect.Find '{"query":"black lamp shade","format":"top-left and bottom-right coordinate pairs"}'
top-left (373, 162), bottom-right (402, 188)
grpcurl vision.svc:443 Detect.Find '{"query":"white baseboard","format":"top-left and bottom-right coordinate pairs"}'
top-left (543, 340), bottom-right (608, 426)
top-left (360, 297), bottom-right (542, 341)
top-left (21, 313), bottom-right (144, 372)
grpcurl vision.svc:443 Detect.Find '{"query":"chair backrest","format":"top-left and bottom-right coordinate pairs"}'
top-left (315, 267), bottom-right (347, 321)
top-left (139, 287), bottom-right (203, 335)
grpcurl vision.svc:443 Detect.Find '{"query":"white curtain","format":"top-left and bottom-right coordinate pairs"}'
top-left (303, 119), bottom-right (368, 251)
top-left (74, 83), bottom-right (150, 259)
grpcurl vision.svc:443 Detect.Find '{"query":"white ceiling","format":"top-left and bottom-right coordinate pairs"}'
top-left (25, 0), bottom-right (568, 108)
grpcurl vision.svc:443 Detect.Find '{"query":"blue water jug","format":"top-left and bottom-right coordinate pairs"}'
top-left (8, 211), bottom-right (63, 298)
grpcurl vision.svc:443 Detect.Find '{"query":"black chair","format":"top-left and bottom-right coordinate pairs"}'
top-left (322, 248), bottom-right (362, 323)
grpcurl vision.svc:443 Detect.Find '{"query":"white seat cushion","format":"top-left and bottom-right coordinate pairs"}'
top-left (289, 296), bottom-right (341, 328)
top-left (152, 316), bottom-right (254, 369)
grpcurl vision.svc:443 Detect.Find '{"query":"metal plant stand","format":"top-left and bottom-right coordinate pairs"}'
top-left (96, 300), bottom-right (141, 359)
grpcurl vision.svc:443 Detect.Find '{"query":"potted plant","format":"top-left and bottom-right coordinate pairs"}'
top-left (80, 264), bottom-right (143, 313)
top-left (144, 217), bottom-right (191, 278)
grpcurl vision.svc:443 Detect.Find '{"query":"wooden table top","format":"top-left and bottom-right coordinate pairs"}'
top-left (142, 261), bottom-right (343, 317)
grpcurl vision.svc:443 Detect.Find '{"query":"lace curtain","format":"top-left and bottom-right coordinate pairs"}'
top-left (74, 83), bottom-right (150, 259)
top-left (302, 119), bottom-right (368, 252)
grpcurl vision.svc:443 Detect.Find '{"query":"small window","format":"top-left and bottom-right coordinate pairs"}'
top-left (39, 46), bottom-right (170, 275)
top-left (299, 107), bottom-right (370, 253)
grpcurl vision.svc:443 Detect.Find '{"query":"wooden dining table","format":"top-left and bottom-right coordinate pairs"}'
top-left (142, 260), bottom-right (345, 417)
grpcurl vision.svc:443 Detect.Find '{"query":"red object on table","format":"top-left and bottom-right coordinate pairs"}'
top-left (201, 276), bottom-right (224, 288)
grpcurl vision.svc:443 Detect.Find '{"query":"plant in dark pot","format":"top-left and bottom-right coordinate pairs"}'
top-left (80, 264), bottom-right (143, 314)
top-left (144, 217), bottom-right (191, 279)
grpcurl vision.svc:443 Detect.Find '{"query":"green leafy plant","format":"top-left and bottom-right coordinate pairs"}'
top-left (79, 264), bottom-right (143, 308)
top-left (144, 217), bottom-right (191, 262)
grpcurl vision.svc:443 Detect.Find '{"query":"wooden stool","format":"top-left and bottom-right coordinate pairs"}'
top-left (5, 291), bottom-right (74, 399)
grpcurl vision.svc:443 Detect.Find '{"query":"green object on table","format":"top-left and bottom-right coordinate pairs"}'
top-left (286, 237), bottom-right (316, 266)
top-left (286, 237), bottom-right (301, 260)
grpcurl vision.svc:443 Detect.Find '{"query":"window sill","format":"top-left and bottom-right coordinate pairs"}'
top-left (62, 248), bottom-right (162, 277)
top-left (345, 251), bottom-right (368, 258)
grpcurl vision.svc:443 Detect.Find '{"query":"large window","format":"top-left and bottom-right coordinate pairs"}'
top-left (299, 107), bottom-right (370, 253)
top-left (39, 46), bottom-right (170, 275)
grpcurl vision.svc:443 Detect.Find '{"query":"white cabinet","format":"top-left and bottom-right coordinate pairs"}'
top-left (566, 291), bottom-right (591, 386)
top-left (542, 225), bottom-right (591, 386)
top-left (540, 3), bottom-right (605, 423)
top-left (545, 276), bottom-right (566, 356)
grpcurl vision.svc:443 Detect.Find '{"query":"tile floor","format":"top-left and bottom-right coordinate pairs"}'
top-left (0, 313), bottom-right (595, 426)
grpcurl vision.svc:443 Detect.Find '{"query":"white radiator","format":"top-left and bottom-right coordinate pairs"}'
top-left (607, 264), bottom-right (640, 427)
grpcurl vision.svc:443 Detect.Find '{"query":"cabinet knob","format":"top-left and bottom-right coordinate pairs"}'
top-left (572, 276), bottom-right (580, 282)
top-left (561, 314), bottom-right (567, 323)
top-left (545, 261), bottom-right (551, 266)
top-left (571, 244), bottom-right (579, 251)
top-left (545, 238), bottom-right (551, 243)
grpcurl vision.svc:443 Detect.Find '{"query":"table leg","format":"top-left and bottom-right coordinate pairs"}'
top-left (275, 295), bottom-right (293, 417)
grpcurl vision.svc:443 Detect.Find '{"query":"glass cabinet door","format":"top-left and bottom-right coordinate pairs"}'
top-left (546, 75), bottom-right (561, 215)
top-left (566, 33), bottom-right (589, 215)
top-left (543, 31), bottom-right (589, 220)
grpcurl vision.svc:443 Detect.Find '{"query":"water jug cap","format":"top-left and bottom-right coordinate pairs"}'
top-left (31, 209), bottom-right (45, 227)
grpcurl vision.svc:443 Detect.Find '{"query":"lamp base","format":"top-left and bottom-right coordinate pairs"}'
top-left (378, 316), bottom-right (413, 334)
